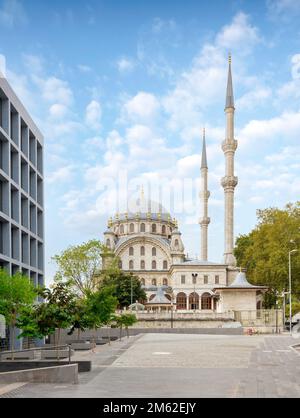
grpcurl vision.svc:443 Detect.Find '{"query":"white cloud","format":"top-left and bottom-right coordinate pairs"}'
top-left (85, 100), bottom-right (102, 130)
top-left (77, 64), bottom-right (92, 73)
top-left (216, 12), bottom-right (261, 52)
top-left (267, 0), bottom-right (300, 19)
top-left (47, 165), bottom-right (74, 184)
top-left (239, 110), bottom-right (300, 148)
top-left (117, 57), bottom-right (135, 73)
top-left (0, 0), bottom-right (27, 27)
top-left (23, 54), bottom-right (43, 74)
top-left (291, 54), bottom-right (300, 79)
top-left (0, 54), bottom-right (6, 76)
top-left (49, 103), bottom-right (69, 119)
top-left (123, 92), bottom-right (160, 122)
top-left (236, 87), bottom-right (272, 109)
top-left (34, 76), bottom-right (74, 106)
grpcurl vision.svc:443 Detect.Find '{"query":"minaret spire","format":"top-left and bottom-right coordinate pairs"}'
top-left (221, 54), bottom-right (238, 266)
top-left (225, 53), bottom-right (234, 109)
top-left (199, 127), bottom-right (210, 261)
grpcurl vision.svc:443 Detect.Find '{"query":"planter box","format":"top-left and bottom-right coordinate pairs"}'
top-left (1, 351), bottom-right (35, 361)
top-left (70, 342), bottom-right (93, 350)
top-left (41, 349), bottom-right (74, 359)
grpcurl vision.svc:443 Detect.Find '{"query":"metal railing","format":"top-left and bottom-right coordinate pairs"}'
top-left (0, 344), bottom-right (73, 362)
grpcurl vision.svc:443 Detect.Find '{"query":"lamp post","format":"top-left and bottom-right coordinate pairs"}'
top-left (288, 249), bottom-right (297, 336)
top-left (192, 273), bottom-right (198, 311)
top-left (130, 275), bottom-right (133, 306)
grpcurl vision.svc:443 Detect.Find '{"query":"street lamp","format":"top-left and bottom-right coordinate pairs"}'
top-left (192, 273), bottom-right (198, 311)
top-left (288, 249), bottom-right (298, 336)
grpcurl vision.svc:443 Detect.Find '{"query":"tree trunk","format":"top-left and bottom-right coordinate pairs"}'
top-left (92, 327), bottom-right (96, 352)
top-left (119, 325), bottom-right (122, 341)
top-left (108, 326), bottom-right (111, 345)
top-left (77, 328), bottom-right (81, 341)
top-left (11, 323), bottom-right (15, 361)
top-left (126, 326), bottom-right (129, 338)
top-left (56, 328), bottom-right (61, 361)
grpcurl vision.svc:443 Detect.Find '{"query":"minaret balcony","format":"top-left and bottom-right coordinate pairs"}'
top-left (199, 217), bottom-right (210, 225)
top-left (222, 140), bottom-right (238, 153)
top-left (221, 176), bottom-right (238, 190)
top-left (199, 190), bottom-right (210, 199)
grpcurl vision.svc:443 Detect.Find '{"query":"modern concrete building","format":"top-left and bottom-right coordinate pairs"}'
top-left (0, 70), bottom-right (44, 288)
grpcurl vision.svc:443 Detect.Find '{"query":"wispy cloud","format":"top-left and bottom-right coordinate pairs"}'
top-left (0, 0), bottom-right (27, 27)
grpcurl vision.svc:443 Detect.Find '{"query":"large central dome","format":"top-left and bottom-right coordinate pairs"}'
top-left (127, 195), bottom-right (169, 216)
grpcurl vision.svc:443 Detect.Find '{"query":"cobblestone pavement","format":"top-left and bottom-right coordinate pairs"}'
top-left (0, 333), bottom-right (299, 398)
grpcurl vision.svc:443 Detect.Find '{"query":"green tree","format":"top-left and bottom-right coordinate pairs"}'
top-left (100, 268), bottom-right (146, 308)
top-left (67, 298), bottom-right (91, 341)
top-left (85, 286), bottom-right (118, 347)
top-left (113, 313), bottom-right (137, 340)
top-left (52, 239), bottom-right (106, 297)
top-left (37, 281), bottom-right (77, 346)
top-left (234, 202), bottom-right (300, 307)
top-left (0, 269), bottom-right (37, 356)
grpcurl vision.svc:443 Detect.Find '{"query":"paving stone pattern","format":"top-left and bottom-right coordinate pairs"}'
top-left (0, 333), bottom-right (299, 398)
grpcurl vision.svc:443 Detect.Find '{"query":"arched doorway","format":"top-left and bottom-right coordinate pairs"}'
top-left (201, 293), bottom-right (212, 310)
top-left (176, 292), bottom-right (187, 310)
top-left (189, 292), bottom-right (199, 310)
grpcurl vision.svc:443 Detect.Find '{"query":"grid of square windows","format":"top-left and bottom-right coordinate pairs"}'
top-left (0, 83), bottom-right (44, 283)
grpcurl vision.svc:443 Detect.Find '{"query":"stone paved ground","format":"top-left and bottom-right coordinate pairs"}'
top-left (0, 333), bottom-right (299, 398)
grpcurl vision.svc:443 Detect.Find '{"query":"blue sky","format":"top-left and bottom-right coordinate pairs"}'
top-left (0, 0), bottom-right (300, 283)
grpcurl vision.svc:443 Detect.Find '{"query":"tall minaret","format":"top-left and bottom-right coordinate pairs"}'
top-left (221, 54), bottom-right (238, 266)
top-left (199, 128), bottom-right (210, 261)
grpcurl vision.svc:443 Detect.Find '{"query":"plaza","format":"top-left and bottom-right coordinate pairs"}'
top-left (1, 333), bottom-right (299, 398)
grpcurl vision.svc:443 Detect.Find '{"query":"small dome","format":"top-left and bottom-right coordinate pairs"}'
top-left (229, 272), bottom-right (255, 288)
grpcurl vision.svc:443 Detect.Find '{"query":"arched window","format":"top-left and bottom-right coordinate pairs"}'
top-left (152, 247), bottom-right (156, 256)
top-left (106, 239), bottom-right (110, 248)
top-left (129, 246), bottom-right (134, 256)
top-left (152, 224), bottom-right (156, 233)
top-left (175, 239), bottom-right (179, 248)
top-left (152, 260), bottom-right (156, 270)
top-left (140, 260), bottom-right (145, 269)
top-left (120, 224), bottom-right (124, 234)
top-left (140, 246), bottom-right (145, 256)
top-left (163, 260), bottom-right (168, 270)
top-left (140, 223), bottom-right (145, 232)
top-left (162, 225), bottom-right (166, 234)
top-left (129, 260), bottom-right (134, 270)
top-left (201, 293), bottom-right (212, 310)
top-left (176, 292), bottom-right (187, 310)
top-left (163, 278), bottom-right (168, 286)
top-left (130, 223), bottom-right (134, 233)
top-left (141, 278), bottom-right (145, 286)
top-left (189, 292), bottom-right (199, 310)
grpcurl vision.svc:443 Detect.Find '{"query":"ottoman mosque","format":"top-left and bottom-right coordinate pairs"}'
top-left (102, 56), bottom-right (266, 313)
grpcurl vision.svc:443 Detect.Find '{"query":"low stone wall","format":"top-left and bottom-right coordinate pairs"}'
top-left (0, 364), bottom-right (78, 384)
top-left (122, 327), bottom-right (243, 335)
top-left (0, 361), bottom-right (91, 373)
top-left (132, 320), bottom-right (229, 328)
